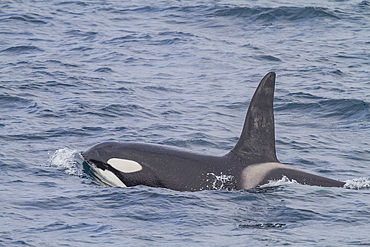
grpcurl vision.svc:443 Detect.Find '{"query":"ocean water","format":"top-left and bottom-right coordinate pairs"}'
top-left (0, 0), bottom-right (369, 246)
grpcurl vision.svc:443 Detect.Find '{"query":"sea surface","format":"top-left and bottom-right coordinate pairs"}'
top-left (1, 0), bottom-right (369, 246)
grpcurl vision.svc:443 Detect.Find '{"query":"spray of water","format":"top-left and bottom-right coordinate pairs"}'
top-left (260, 175), bottom-right (299, 188)
top-left (48, 148), bottom-right (82, 176)
top-left (344, 177), bottom-right (370, 190)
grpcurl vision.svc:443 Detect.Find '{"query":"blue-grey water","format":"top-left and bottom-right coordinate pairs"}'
top-left (1, 0), bottom-right (369, 246)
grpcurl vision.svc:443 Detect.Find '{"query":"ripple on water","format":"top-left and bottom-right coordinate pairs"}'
top-left (213, 6), bottom-right (339, 21)
top-left (1, 46), bottom-right (44, 54)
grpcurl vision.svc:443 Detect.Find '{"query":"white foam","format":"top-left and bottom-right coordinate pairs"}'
top-left (48, 148), bottom-right (82, 176)
top-left (260, 175), bottom-right (298, 188)
top-left (344, 177), bottom-right (370, 190)
top-left (206, 173), bottom-right (235, 190)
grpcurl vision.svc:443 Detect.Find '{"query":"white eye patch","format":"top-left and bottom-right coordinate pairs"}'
top-left (107, 158), bottom-right (143, 173)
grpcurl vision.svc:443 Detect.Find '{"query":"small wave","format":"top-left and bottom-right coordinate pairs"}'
top-left (287, 92), bottom-right (323, 100)
top-left (152, 37), bottom-right (183, 45)
top-left (1, 45), bottom-right (44, 54)
top-left (143, 85), bottom-right (181, 93)
top-left (46, 60), bottom-right (79, 68)
top-left (106, 34), bottom-right (152, 45)
top-left (48, 148), bottom-right (82, 176)
top-left (158, 31), bottom-right (195, 38)
top-left (359, 0), bottom-right (370, 7)
top-left (214, 6), bottom-right (339, 22)
top-left (277, 99), bottom-right (369, 121)
top-left (0, 94), bottom-right (31, 108)
top-left (100, 103), bottom-right (156, 119)
top-left (320, 99), bottom-right (369, 120)
top-left (94, 67), bottom-right (114, 73)
top-left (344, 177), bottom-right (370, 190)
top-left (56, 1), bottom-right (89, 7)
top-left (8, 14), bottom-right (48, 24)
top-left (255, 55), bottom-right (282, 62)
top-left (65, 29), bottom-right (98, 37)
top-left (239, 222), bottom-right (286, 229)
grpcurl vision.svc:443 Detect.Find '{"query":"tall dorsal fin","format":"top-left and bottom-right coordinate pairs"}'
top-left (231, 72), bottom-right (278, 164)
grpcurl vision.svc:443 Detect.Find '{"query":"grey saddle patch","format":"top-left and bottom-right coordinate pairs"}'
top-left (241, 162), bottom-right (297, 189)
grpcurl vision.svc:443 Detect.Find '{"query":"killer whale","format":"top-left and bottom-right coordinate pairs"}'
top-left (81, 72), bottom-right (345, 191)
